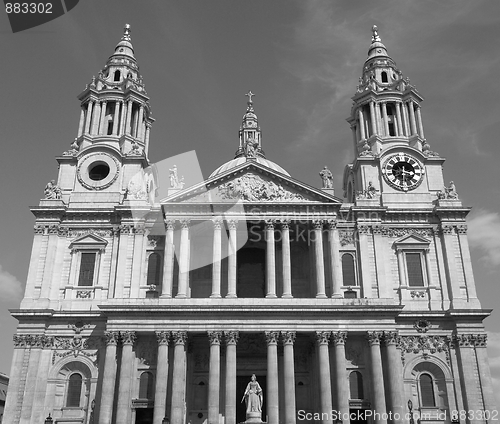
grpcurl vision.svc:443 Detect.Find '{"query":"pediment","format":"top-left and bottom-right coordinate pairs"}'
top-left (393, 233), bottom-right (430, 250)
top-left (69, 232), bottom-right (108, 250)
top-left (161, 161), bottom-right (342, 204)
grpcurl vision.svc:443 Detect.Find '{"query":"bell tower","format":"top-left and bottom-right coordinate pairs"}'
top-left (343, 26), bottom-right (447, 207)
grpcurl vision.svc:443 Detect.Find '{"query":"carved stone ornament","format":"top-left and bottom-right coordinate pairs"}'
top-left (208, 331), bottom-right (223, 345)
top-left (63, 138), bottom-right (80, 156)
top-left (44, 180), bottom-right (62, 200)
top-left (356, 181), bottom-right (379, 199)
top-left (172, 331), bottom-right (188, 345)
top-left (225, 331), bottom-right (240, 345)
top-left (104, 331), bottom-right (120, 346)
top-left (315, 331), bottom-right (331, 345)
top-left (367, 331), bottom-right (383, 345)
top-left (14, 334), bottom-right (54, 349)
top-left (454, 334), bottom-right (487, 348)
top-left (155, 331), bottom-right (170, 345)
top-left (382, 228), bottom-right (433, 238)
top-left (399, 335), bottom-right (450, 365)
top-left (383, 331), bottom-right (400, 346)
top-left (437, 181), bottom-right (459, 200)
top-left (120, 331), bottom-right (137, 346)
top-left (413, 319), bottom-right (432, 333)
top-left (410, 290), bottom-right (426, 299)
top-left (339, 231), bottom-right (355, 246)
top-left (319, 166), bottom-right (334, 189)
top-left (218, 173), bottom-right (307, 202)
top-left (281, 331), bottom-right (296, 345)
top-left (264, 331), bottom-right (279, 345)
top-left (331, 331), bottom-right (347, 345)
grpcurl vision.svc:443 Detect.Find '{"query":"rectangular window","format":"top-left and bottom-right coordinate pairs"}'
top-left (406, 252), bottom-right (424, 287)
top-left (78, 252), bottom-right (96, 286)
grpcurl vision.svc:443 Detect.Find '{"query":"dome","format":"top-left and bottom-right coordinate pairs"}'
top-left (209, 157), bottom-right (290, 178)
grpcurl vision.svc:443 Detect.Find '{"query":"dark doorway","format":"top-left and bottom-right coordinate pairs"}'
top-left (350, 408), bottom-right (368, 424)
top-left (135, 408), bottom-right (153, 424)
top-left (237, 248), bottom-right (265, 298)
top-left (236, 374), bottom-right (267, 424)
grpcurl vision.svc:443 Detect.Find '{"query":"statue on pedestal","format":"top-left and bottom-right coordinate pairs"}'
top-left (241, 374), bottom-right (263, 423)
top-left (44, 180), bottom-right (62, 200)
top-left (319, 166), bottom-right (333, 189)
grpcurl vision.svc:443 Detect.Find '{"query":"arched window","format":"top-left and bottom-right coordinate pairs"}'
top-left (419, 373), bottom-right (436, 407)
top-left (66, 373), bottom-right (83, 407)
top-left (146, 253), bottom-right (162, 286)
top-left (381, 71), bottom-right (388, 83)
top-left (114, 70), bottom-right (121, 82)
top-left (349, 371), bottom-right (364, 399)
top-left (139, 372), bottom-right (154, 400)
top-left (342, 253), bottom-right (357, 286)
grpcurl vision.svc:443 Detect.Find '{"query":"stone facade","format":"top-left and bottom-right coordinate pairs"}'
top-left (3, 25), bottom-right (497, 424)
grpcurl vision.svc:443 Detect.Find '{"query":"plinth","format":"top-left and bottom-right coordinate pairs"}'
top-left (241, 411), bottom-right (266, 423)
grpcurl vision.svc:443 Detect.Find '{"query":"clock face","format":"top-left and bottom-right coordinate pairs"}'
top-left (382, 153), bottom-right (424, 191)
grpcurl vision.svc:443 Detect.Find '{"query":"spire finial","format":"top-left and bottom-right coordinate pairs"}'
top-left (372, 25), bottom-right (381, 43)
top-left (245, 90), bottom-right (255, 104)
top-left (122, 23), bottom-right (131, 41)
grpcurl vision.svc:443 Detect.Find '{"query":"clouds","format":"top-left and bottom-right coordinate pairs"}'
top-left (0, 265), bottom-right (23, 304)
top-left (468, 210), bottom-right (500, 267)
top-left (487, 331), bottom-right (500, 404)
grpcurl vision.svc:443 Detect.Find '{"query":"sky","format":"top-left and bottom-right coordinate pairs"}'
top-left (0, 0), bottom-right (500, 402)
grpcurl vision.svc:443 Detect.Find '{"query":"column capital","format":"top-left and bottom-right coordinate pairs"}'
top-left (224, 331), bottom-right (239, 345)
top-left (357, 224), bottom-right (371, 235)
top-left (227, 219), bottom-right (238, 230)
top-left (440, 224), bottom-right (455, 235)
top-left (172, 330), bottom-right (188, 345)
top-left (367, 331), bottom-right (383, 346)
top-left (265, 331), bottom-right (280, 345)
top-left (179, 219), bottom-right (191, 229)
top-left (208, 331), bottom-right (223, 345)
top-left (265, 219), bottom-right (276, 230)
top-left (315, 331), bottom-right (331, 345)
top-left (453, 333), bottom-right (487, 348)
top-left (382, 331), bottom-right (400, 346)
top-left (212, 219), bottom-right (223, 230)
top-left (120, 331), bottom-right (137, 346)
top-left (326, 219), bottom-right (337, 230)
top-left (164, 219), bottom-right (176, 230)
top-left (456, 225), bottom-right (467, 235)
top-left (312, 219), bottom-right (323, 230)
top-left (331, 331), bottom-right (347, 345)
top-left (104, 331), bottom-right (120, 346)
top-left (280, 219), bottom-right (291, 230)
top-left (281, 331), bottom-right (296, 345)
top-left (155, 331), bottom-right (170, 346)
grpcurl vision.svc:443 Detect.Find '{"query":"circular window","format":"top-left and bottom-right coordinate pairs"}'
top-left (89, 163), bottom-right (110, 181)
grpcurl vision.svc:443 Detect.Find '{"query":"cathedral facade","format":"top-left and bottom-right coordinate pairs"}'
top-left (3, 25), bottom-right (497, 424)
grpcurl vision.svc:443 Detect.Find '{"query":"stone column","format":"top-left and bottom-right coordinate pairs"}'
top-left (402, 102), bottom-right (410, 136)
top-left (145, 124), bottom-right (151, 155)
top-left (126, 100), bottom-right (133, 135)
top-left (396, 249), bottom-right (406, 287)
top-left (171, 331), bottom-right (188, 424)
top-left (99, 100), bottom-right (108, 135)
top-left (134, 107), bottom-right (140, 138)
top-left (115, 331), bottom-right (137, 424)
top-left (316, 332), bottom-right (333, 423)
top-left (440, 224), bottom-right (462, 306)
top-left (358, 108), bottom-right (366, 140)
top-left (376, 103), bottom-right (384, 136)
top-left (31, 336), bottom-right (55, 421)
top-left (367, 332), bottom-right (387, 424)
top-left (474, 335), bottom-right (498, 416)
top-left (211, 219), bottom-right (222, 298)
top-left (153, 331), bottom-right (170, 424)
top-left (84, 100), bottom-right (94, 135)
top-left (112, 100), bottom-right (120, 135)
top-left (266, 220), bottom-right (277, 298)
top-left (332, 331), bottom-right (349, 420)
top-left (383, 332), bottom-right (404, 424)
top-left (281, 220), bottom-right (293, 299)
top-left (138, 105), bottom-right (145, 140)
top-left (369, 101), bottom-right (378, 136)
top-left (395, 102), bottom-right (403, 136)
top-left (381, 102), bottom-right (390, 136)
top-left (423, 248), bottom-right (434, 287)
top-left (408, 101), bottom-right (417, 135)
top-left (456, 225), bottom-right (479, 303)
top-left (2, 335), bottom-right (27, 423)
top-left (357, 225), bottom-right (373, 297)
top-left (313, 220), bottom-right (327, 298)
top-left (99, 331), bottom-right (120, 424)
top-left (266, 331), bottom-right (279, 424)
top-left (225, 331), bottom-right (239, 424)
top-left (77, 107), bottom-right (85, 137)
top-left (91, 101), bottom-right (100, 135)
top-left (118, 100), bottom-right (126, 135)
top-left (416, 106), bottom-right (425, 138)
top-left (227, 220), bottom-right (237, 298)
top-left (282, 331), bottom-right (296, 424)
top-left (177, 219), bottom-right (190, 298)
top-left (208, 331), bottom-right (222, 424)
top-left (130, 226), bottom-right (146, 298)
top-left (327, 220), bottom-right (342, 298)
top-left (162, 220), bottom-right (175, 298)
top-left (20, 335), bottom-right (42, 422)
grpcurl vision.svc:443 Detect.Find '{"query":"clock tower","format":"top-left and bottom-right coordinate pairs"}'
top-left (343, 26), bottom-right (446, 206)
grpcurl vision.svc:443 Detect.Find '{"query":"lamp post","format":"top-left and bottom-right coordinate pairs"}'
top-left (44, 413), bottom-right (53, 424)
top-left (451, 414), bottom-right (460, 424)
top-left (408, 400), bottom-right (415, 424)
top-left (162, 417), bottom-right (170, 424)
